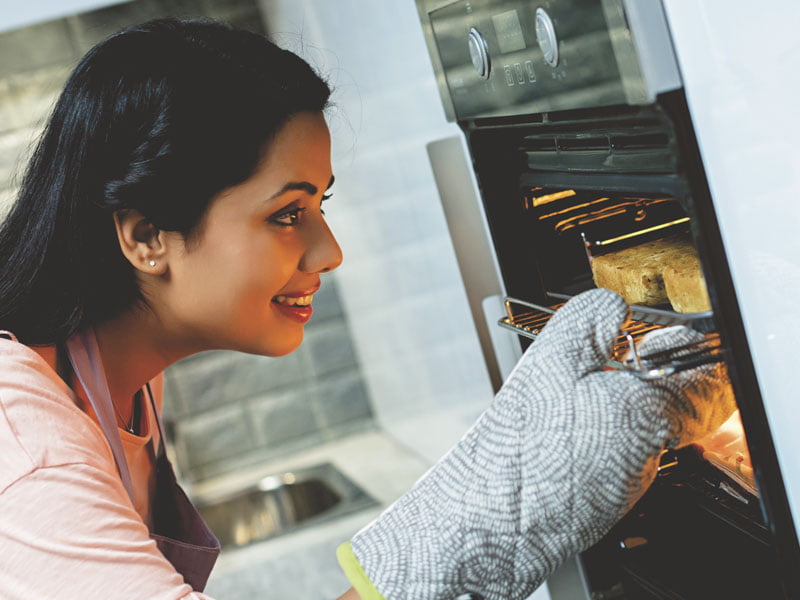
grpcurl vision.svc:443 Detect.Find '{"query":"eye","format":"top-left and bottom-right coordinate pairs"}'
top-left (271, 207), bottom-right (306, 226)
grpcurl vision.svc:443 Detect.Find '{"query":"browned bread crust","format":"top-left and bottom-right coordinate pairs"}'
top-left (591, 238), bottom-right (710, 312)
top-left (663, 252), bottom-right (712, 312)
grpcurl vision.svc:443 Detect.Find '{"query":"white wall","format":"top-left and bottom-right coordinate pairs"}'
top-left (259, 0), bottom-right (495, 462)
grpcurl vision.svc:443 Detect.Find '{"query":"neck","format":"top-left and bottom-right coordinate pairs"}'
top-left (93, 307), bottom-right (188, 412)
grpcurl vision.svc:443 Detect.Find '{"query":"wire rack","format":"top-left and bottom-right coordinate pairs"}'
top-left (498, 295), bottom-right (724, 379)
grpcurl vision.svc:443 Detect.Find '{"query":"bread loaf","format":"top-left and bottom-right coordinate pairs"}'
top-left (663, 253), bottom-right (712, 313)
top-left (590, 237), bottom-right (708, 310)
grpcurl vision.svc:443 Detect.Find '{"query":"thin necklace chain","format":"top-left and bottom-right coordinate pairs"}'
top-left (114, 389), bottom-right (140, 434)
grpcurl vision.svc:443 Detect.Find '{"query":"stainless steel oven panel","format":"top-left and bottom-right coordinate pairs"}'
top-left (417, 0), bottom-right (682, 121)
top-left (416, 0), bottom-right (459, 121)
top-left (602, 0), bottom-right (681, 105)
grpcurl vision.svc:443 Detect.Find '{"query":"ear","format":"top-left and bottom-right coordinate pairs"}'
top-left (113, 209), bottom-right (169, 274)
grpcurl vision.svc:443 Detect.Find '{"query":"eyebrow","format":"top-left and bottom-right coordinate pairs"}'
top-left (267, 174), bottom-right (335, 202)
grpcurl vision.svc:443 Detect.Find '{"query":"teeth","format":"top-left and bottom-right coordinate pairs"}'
top-left (274, 294), bottom-right (313, 307)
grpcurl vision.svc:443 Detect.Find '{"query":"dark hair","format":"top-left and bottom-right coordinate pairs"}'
top-left (0, 18), bottom-right (330, 345)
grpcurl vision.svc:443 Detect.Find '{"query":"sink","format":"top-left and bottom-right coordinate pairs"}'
top-left (194, 463), bottom-right (378, 549)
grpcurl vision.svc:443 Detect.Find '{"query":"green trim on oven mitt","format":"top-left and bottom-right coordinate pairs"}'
top-left (337, 542), bottom-right (388, 600)
top-left (346, 288), bottom-right (735, 600)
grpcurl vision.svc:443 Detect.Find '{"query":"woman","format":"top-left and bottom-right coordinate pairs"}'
top-left (0, 18), bottom-right (734, 600)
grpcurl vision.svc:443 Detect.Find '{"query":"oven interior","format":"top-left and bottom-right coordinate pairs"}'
top-left (462, 100), bottom-right (782, 598)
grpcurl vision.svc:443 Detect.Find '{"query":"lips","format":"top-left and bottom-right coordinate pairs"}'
top-left (271, 286), bottom-right (319, 323)
top-left (273, 294), bottom-right (313, 307)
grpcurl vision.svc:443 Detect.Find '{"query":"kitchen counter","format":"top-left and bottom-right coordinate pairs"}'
top-left (196, 428), bottom-right (432, 599)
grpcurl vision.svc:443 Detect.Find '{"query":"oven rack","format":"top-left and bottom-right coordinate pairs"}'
top-left (498, 295), bottom-right (724, 379)
top-left (547, 291), bottom-right (715, 331)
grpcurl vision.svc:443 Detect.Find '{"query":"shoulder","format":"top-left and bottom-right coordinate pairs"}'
top-left (0, 337), bottom-right (113, 493)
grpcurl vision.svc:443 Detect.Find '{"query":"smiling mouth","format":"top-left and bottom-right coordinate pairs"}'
top-left (272, 294), bottom-right (313, 307)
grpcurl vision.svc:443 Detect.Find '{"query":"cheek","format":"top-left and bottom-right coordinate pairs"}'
top-left (218, 243), bottom-right (298, 309)
top-left (170, 245), bottom-right (245, 308)
top-left (170, 232), bottom-right (301, 321)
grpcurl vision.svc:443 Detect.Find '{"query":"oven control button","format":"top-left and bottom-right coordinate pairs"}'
top-left (503, 65), bottom-right (515, 86)
top-left (468, 27), bottom-right (491, 79)
top-left (525, 60), bottom-right (537, 82)
top-left (535, 8), bottom-right (559, 67)
top-left (514, 62), bottom-right (525, 84)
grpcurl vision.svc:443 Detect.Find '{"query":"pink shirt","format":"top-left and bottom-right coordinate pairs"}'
top-left (0, 337), bottom-right (214, 599)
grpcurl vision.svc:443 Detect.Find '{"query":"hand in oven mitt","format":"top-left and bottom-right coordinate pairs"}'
top-left (337, 288), bottom-right (735, 600)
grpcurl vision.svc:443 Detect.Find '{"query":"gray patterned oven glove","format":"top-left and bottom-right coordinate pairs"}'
top-left (337, 288), bottom-right (735, 600)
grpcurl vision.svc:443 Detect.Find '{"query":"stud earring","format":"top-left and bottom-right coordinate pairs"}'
top-left (149, 260), bottom-right (156, 267)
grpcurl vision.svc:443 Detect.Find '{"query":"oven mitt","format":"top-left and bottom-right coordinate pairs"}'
top-left (336, 288), bottom-right (735, 600)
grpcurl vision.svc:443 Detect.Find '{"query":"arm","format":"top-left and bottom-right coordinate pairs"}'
top-left (337, 289), bottom-right (735, 600)
top-left (338, 588), bottom-right (362, 600)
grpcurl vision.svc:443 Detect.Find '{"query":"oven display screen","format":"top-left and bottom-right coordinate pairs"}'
top-left (492, 9), bottom-right (526, 54)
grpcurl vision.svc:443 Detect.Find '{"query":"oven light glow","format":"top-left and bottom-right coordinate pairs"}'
top-left (538, 196), bottom-right (610, 220)
top-left (530, 189), bottom-right (576, 207)
top-left (593, 217), bottom-right (691, 246)
top-left (698, 410), bottom-right (756, 497)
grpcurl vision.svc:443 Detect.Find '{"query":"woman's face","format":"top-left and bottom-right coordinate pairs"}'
top-left (158, 111), bottom-right (342, 356)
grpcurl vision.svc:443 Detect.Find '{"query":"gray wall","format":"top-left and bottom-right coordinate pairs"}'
top-left (0, 0), bottom-right (374, 484)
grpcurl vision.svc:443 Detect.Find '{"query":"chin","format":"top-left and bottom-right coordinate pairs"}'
top-left (245, 330), bottom-right (304, 357)
top-left (264, 343), bottom-right (302, 357)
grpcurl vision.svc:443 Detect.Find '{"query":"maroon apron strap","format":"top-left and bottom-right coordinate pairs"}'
top-left (66, 329), bottom-right (137, 503)
top-left (144, 381), bottom-right (220, 592)
top-left (66, 330), bottom-right (219, 591)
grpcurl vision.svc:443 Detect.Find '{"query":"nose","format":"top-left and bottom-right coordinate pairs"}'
top-left (299, 215), bottom-right (343, 274)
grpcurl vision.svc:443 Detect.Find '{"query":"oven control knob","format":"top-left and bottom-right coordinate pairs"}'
top-left (468, 27), bottom-right (491, 79)
top-left (535, 8), bottom-right (559, 67)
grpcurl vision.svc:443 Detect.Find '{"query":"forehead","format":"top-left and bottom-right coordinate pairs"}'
top-left (261, 112), bottom-right (331, 176)
top-left (208, 112), bottom-right (331, 214)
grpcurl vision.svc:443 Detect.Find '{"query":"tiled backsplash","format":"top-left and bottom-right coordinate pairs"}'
top-left (0, 0), bottom-right (374, 484)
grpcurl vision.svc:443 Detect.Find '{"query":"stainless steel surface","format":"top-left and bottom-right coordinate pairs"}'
top-left (601, 0), bottom-right (681, 104)
top-left (416, 0), bottom-right (681, 121)
top-left (416, 0), bottom-right (459, 122)
top-left (194, 463), bottom-right (377, 549)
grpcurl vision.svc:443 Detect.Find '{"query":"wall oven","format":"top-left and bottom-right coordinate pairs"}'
top-left (416, 0), bottom-right (800, 598)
